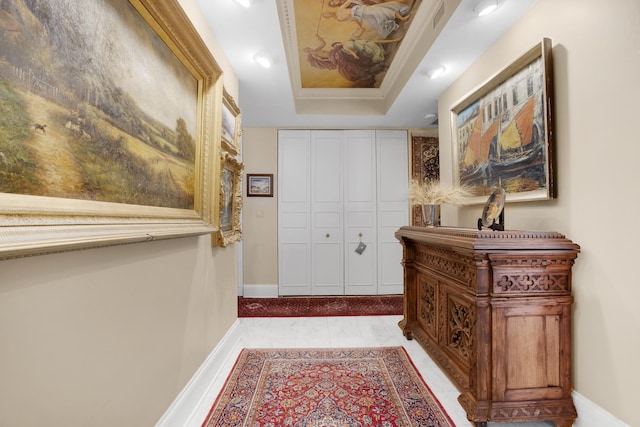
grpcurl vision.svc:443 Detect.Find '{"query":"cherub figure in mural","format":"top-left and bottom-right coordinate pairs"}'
top-left (323, 0), bottom-right (412, 39)
top-left (304, 34), bottom-right (402, 87)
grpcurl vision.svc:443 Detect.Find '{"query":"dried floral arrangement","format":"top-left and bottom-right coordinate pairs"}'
top-left (408, 178), bottom-right (470, 205)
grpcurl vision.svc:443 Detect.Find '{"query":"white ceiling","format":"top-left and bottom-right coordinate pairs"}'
top-left (195, 0), bottom-right (538, 129)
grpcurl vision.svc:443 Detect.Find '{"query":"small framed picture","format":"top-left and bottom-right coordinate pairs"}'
top-left (247, 174), bottom-right (274, 197)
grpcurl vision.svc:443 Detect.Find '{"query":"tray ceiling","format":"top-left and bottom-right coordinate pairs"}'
top-left (277, 0), bottom-right (460, 115)
top-left (196, 0), bottom-right (539, 128)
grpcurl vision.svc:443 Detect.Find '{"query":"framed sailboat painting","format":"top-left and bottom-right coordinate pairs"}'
top-left (451, 38), bottom-right (556, 204)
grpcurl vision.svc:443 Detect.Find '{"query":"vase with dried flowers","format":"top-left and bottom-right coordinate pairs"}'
top-left (408, 179), bottom-right (470, 227)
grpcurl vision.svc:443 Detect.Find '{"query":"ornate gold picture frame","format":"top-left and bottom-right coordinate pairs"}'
top-left (213, 152), bottom-right (243, 247)
top-left (221, 89), bottom-right (241, 156)
top-left (0, 0), bottom-right (223, 260)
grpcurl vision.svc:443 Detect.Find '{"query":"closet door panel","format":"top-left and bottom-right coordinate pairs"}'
top-left (344, 130), bottom-right (377, 295)
top-left (344, 132), bottom-right (375, 202)
top-left (280, 243), bottom-right (308, 288)
top-left (345, 238), bottom-right (375, 293)
top-left (278, 130), bottom-right (311, 295)
top-left (280, 143), bottom-right (308, 202)
top-left (376, 130), bottom-right (408, 295)
top-left (311, 131), bottom-right (344, 295)
top-left (378, 221), bottom-right (404, 291)
top-left (312, 236), bottom-right (343, 294)
top-left (345, 209), bottom-right (376, 295)
top-left (377, 132), bottom-right (408, 202)
top-left (311, 131), bottom-right (342, 202)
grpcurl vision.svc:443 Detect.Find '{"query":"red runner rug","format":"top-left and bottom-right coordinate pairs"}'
top-left (202, 347), bottom-right (454, 426)
top-left (238, 295), bottom-right (403, 317)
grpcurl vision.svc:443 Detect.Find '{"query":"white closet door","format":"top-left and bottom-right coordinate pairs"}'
top-left (344, 130), bottom-right (377, 295)
top-left (278, 130), bottom-right (311, 295)
top-left (311, 131), bottom-right (344, 295)
top-left (376, 130), bottom-right (409, 295)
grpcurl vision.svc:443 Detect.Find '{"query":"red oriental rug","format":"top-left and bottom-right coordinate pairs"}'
top-left (238, 295), bottom-right (403, 317)
top-left (202, 347), bottom-right (454, 427)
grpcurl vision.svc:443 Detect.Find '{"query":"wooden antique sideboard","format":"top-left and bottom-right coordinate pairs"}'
top-left (395, 226), bottom-right (580, 427)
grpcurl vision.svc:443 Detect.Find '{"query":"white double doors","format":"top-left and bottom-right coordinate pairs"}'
top-left (278, 129), bottom-right (408, 296)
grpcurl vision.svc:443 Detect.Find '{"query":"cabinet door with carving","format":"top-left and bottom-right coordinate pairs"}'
top-left (417, 273), bottom-right (438, 341)
top-left (491, 298), bottom-right (573, 404)
top-left (440, 282), bottom-right (475, 389)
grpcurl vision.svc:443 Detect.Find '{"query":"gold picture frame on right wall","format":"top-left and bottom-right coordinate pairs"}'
top-left (451, 38), bottom-right (555, 204)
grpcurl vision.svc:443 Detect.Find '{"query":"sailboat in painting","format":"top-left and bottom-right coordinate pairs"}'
top-left (457, 56), bottom-right (548, 197)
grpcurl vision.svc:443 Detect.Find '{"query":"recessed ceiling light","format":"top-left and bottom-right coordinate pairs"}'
top-left (426, 65), bottom-right (446, 80)
top-left (233, 0), bottom-right (252, 7)
top-left (254, 54), bottom-right (273, 69)
top-left (424, 113), bottom-right (438, 125)
top-left (474, 0), bottom-right (500, 16)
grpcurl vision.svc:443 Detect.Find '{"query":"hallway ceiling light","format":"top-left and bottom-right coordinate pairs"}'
top-left (254, 54), bottom-right (273, 68)
top-left (426, 65), bottom-right (446, 80)
top-left (474, 0), bottom-right (500, 16)
top-left (424, 113), bottom-right (438, 125)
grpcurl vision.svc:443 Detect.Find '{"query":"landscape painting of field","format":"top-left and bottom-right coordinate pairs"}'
top-left (0, 0), bottom-right (198, 209)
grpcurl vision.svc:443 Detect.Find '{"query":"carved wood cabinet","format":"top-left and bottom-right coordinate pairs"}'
top-left (395, 226), bottom-right (580, 427)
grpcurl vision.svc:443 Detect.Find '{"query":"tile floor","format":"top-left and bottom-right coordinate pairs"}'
top-left (193, 315), bottom-right (556, 427)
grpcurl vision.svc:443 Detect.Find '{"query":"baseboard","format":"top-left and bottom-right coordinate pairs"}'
top-left (573, 391), bottom-right (630, 427)
top-left (242, 283), bottom-right (278, 297)
top-left (155, 320), bottom-right (243, 427)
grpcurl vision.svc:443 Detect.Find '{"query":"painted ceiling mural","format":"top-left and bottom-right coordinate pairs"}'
top-left (295, 0), bottom-right (422, 89)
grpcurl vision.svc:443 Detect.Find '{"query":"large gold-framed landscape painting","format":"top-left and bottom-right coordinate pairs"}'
top-left (1, 0), bottom-right (197, 207)
top-left (0, 0), bottom-right (221, 258)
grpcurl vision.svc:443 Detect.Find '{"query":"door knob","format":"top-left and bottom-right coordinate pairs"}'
top-left (326, 233), bottom-right (330, 238)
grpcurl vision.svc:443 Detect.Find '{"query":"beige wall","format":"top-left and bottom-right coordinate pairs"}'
top-left (0, 237), bottom-right (237, 426)
top-left (241, 128), bottom-right (279, 286)
top-left (0, 1), bottom-right (240, 426)
top-left (438, 0), bottom-right (640, 423)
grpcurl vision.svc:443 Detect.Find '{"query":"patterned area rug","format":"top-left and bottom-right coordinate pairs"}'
top-left (238, 295), bottom-right (403, 317)
top-left (202, 347), bottom-right (454, 427)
